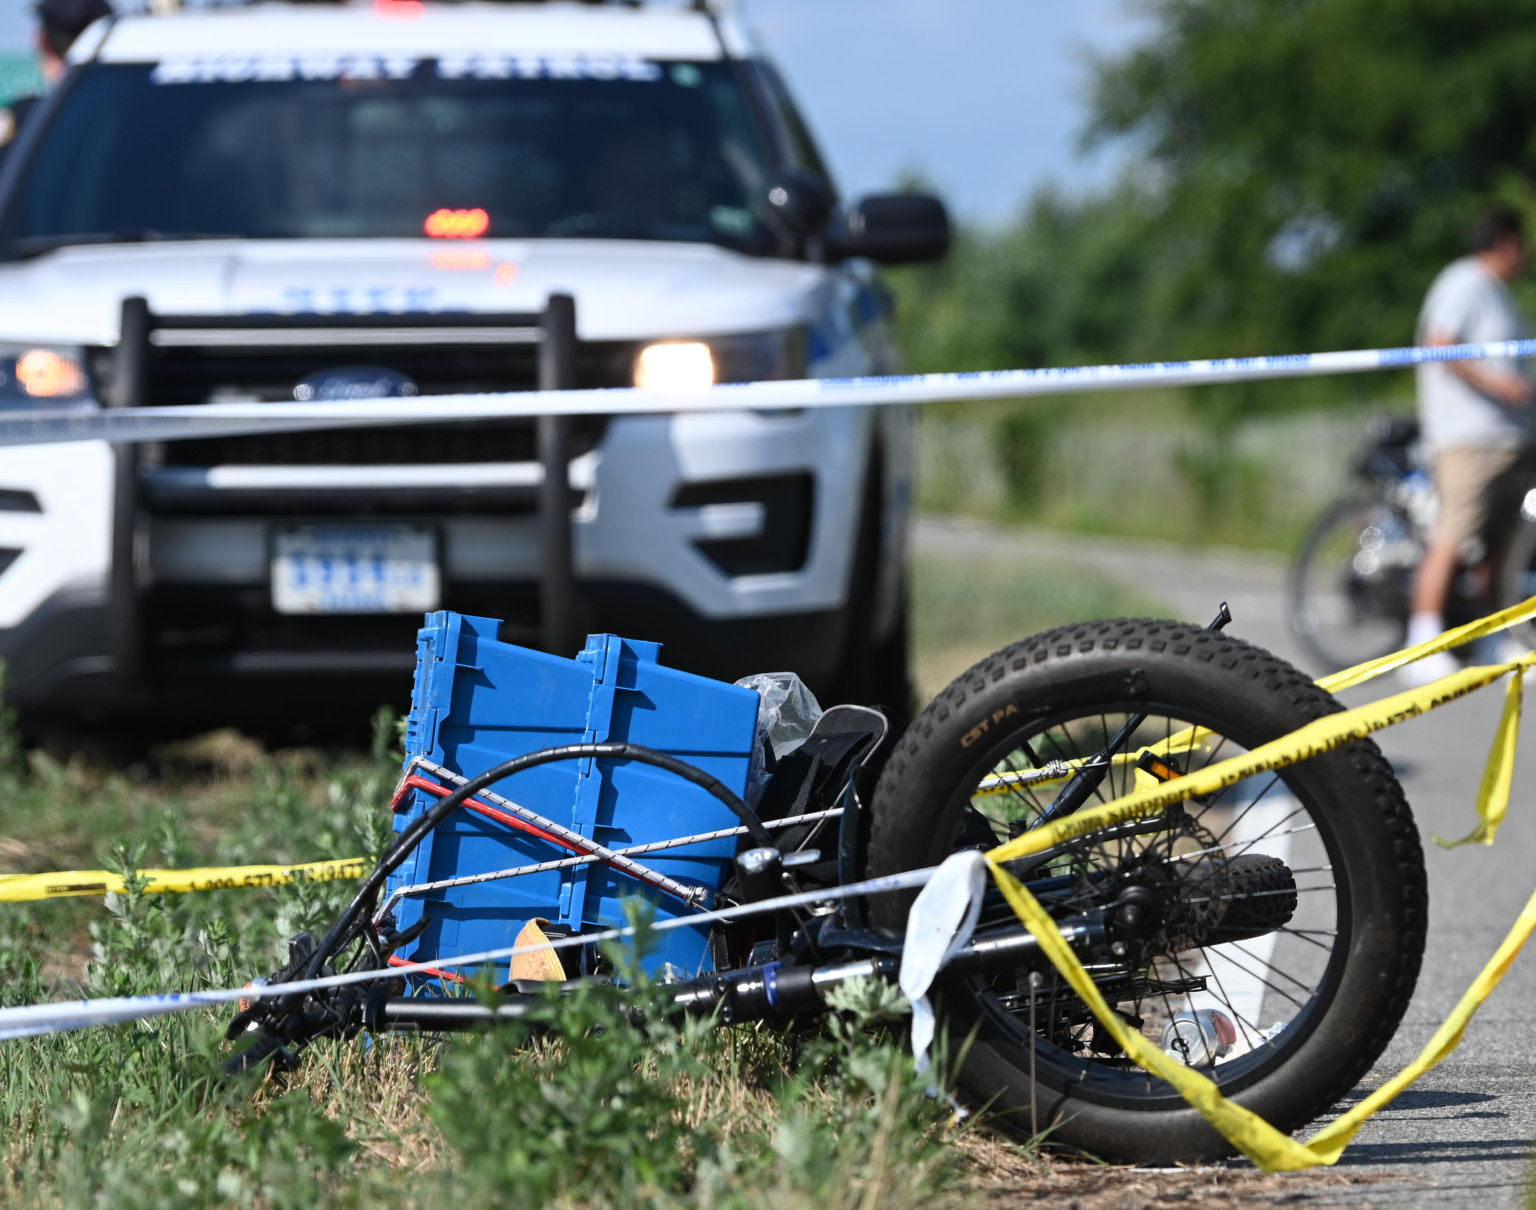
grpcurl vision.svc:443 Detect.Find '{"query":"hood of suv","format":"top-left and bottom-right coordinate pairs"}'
top-left (0, 239), bottom-right (830, 345)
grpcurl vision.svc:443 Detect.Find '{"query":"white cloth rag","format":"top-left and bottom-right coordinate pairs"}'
top-left (897, 849), bottom-right (988, 1073)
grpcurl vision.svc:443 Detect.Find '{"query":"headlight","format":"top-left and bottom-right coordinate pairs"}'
top-left (633, 329), bottom-right (808, 389)
top-left (0, 345), bottom-right (92, 404)
top-left (634, 342), bottom-right (714, 391)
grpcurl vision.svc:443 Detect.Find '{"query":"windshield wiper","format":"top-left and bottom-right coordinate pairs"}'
top-left (8, 230), bottom-right (239, 260)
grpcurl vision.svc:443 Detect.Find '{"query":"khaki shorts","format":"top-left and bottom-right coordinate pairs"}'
top-left (1432, 445), bottom-right (1536, 555)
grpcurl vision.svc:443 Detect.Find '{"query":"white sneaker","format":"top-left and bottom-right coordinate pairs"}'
top-left (1397, 649), bottom-right (1460, 688)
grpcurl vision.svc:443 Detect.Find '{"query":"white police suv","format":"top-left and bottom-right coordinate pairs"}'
top-left (0, 0), bottom-right (948, 727)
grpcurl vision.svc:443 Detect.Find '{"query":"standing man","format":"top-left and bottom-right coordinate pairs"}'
top-left (1403, 205), bottom-right (1534, 685)
top-left (0, 0), bottom-right (113, 162)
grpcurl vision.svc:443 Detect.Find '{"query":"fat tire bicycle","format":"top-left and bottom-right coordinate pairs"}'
top-left (226, 617), bottom-right (1426, 1165)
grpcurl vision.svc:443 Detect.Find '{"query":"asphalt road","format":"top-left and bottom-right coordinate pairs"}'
top-left (915, 517), bottom-right (1536, 1208)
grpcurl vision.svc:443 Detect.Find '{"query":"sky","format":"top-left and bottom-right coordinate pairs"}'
top-left (740, 0), bottom-right (1148, 225)
top-left (0, 0), bottom-right (1149, 226)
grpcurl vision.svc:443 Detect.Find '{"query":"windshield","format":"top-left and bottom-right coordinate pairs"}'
top-left (9, 56), bottom-right (778, 253)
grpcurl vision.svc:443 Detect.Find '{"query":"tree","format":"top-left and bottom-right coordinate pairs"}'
top-left (1086, 0), bottom-right (1536, 357)
top-left (897, 1), bottom-right (1536, 385)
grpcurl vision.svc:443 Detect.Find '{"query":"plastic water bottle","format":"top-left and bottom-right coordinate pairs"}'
top-left (1160, 1009), bottom-right (1237, 1067)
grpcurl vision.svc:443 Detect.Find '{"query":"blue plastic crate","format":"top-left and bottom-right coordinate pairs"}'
top-left (387, 613), bottom-right (759, 982)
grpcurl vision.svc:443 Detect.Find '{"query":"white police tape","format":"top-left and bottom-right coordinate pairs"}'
top-left (372, 806), bottom-right (847, 926)
top-left (0, 865), bottom-right (937, 1042)
top-left (0, 336), bottom-right (1529, 448)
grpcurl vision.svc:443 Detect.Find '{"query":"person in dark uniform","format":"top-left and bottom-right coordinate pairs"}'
top-left (0, 0), bottom-right (113, 161)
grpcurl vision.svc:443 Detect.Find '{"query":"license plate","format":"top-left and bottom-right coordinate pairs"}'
top-left (271, 525), bottom-right (440, 615)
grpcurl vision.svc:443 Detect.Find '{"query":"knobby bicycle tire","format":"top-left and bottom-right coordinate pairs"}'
top-left (866, 619), bottom-right (1426, 1163)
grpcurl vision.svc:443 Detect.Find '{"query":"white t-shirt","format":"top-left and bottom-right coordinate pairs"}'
top-left (1415, 256), bottom-right (1533, 449)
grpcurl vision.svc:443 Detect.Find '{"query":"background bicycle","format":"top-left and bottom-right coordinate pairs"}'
top-left (1290, 416), bottom-right (1536, 671)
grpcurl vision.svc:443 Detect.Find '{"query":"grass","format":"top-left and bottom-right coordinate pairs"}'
top-left (0, 540), bottom-right (1165, 1208)
top-left (910, 536), bottom-right (1168, 701)
top-left (0, 536), bottom-right (1416, 1208)
top-left (0, 713), bottom-right (1008, 1209)
top-left (916, 392), bottom-right (1403, 553)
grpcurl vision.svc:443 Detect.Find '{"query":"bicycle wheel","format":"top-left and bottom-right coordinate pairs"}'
top-left (866, 619), bottom-right (1425, 1163)
top-left (1290, 497), bottom-right (1416, 671)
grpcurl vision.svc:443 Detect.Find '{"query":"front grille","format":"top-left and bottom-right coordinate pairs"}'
top-left (145, 582), bottom-right (543, 672)
top-left (148, 341), bottom-right (548, 409)
top-left (153, 419), bottom-right (605, 468)
top-left (101, 336), bottom-right (637, 469)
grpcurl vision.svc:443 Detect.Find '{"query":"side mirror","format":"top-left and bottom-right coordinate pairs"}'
top-left (826, 193), bottom-right (951, 265)
top-left (766, 169), bottom-right (834, 238)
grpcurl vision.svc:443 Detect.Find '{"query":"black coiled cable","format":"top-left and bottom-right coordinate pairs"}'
top-left (297, 741), bottom-right (771, 988)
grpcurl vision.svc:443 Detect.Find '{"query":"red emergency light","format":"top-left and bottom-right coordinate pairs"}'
top-left (425, 208), bottom-right (490, 239)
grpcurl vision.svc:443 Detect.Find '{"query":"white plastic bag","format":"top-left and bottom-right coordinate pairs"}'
top-left (735, 671), bottom-right (824, 807)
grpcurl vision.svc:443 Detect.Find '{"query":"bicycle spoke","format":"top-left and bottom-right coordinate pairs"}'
top-left (1224, 940), bottom-right (1319, 995)
top-left (1203, 945), bottom-right (1309, 1012)
top-left (965, 698), bottom-right (1352, 1105)
top-left (1210, 772), bottom-right (1287, 848)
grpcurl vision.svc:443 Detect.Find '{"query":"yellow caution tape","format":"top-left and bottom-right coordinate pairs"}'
top-left (1318, 590), bottom-right (1536, 694)
top-left (976, 592), bottom-right (1536, 806)
top-left (0, 857), bottom-right (369, 903)
top-left (983, 605), bottom-right (1536, 1172)
top-left (988, 855), bottom-right (1536, 1171)
top-left (1434, 664), bottom-right (1522, 849)
top-left (968, 592), bottom-right (1536, 805)
top-left (1083, 593), bottom-right (1536, 795)
top-left (988, 658), bottom-right (1519, 869)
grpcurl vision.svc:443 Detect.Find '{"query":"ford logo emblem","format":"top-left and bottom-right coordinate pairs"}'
top-left (293, 366), bottom-right (419, 402)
